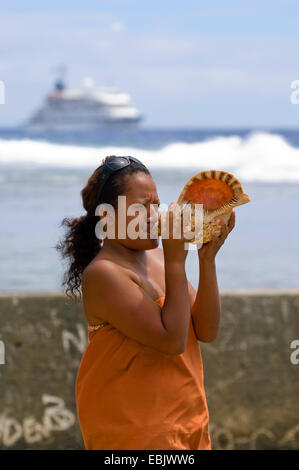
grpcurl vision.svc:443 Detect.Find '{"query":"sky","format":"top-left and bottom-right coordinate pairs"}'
top-left (0, 0), bottom-right (299, 128)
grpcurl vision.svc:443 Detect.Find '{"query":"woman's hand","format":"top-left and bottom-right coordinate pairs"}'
top-left (197, 210), bottom-right (236, 263)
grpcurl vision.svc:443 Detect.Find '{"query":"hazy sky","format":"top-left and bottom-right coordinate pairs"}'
top-left (0, 0), bottom-right (299, 128)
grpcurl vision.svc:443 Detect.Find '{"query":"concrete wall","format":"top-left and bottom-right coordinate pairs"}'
top-left (0, 290), bottom-right (298, 450)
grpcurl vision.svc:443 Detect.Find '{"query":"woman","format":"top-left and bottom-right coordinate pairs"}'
top-left (56, 155), bottom-right (235, 450)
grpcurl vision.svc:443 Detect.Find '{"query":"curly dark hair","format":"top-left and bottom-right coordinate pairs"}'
top-left (56, 155), bottom-right (151, 302)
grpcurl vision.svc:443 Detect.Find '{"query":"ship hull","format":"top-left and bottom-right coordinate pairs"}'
top-left (24, 118), bottom-right (142, 133)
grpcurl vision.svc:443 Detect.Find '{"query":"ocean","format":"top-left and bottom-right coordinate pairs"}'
top-left (1, 127), bottom-right (299, 292)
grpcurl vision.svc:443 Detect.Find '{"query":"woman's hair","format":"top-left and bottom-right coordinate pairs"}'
top-left (56, 155), bottom-right (151, 302)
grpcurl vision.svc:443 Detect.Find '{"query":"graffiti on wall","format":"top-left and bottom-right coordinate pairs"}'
top-left (0, 394), bottom-right (76, 447)
top-left (62, 323), bottom-right (88, 355)
top-left (209, 423), bottom-right (299, 450)
top-left (0, 340), bottom-right (4, 365)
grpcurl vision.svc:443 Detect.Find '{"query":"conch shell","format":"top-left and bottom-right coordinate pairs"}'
top-left (156, 170), bottom-right (250, 244)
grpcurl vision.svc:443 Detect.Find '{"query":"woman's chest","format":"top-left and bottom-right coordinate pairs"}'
top-left (129, 257), bottom-right (166, 301)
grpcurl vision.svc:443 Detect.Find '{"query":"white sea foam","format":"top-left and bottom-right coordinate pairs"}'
top-left (1, 132), bottom-right (299, 181)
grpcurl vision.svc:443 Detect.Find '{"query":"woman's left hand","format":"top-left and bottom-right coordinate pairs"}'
top-left (197, 210), bottom-right (236, 263)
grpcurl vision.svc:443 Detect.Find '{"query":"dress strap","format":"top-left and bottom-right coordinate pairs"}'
top-left (87, 295), bottom-right (165, 332)
top-left (88, 321), bottom-right (109, 332)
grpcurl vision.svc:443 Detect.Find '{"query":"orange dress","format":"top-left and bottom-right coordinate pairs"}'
top-left (75, 295), bottom-right (211, 450)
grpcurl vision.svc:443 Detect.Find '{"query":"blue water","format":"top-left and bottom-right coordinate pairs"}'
top-left (1, 127), bottom-right (299, 291)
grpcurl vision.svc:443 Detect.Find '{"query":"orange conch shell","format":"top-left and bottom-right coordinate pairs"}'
top-left (156, 170), bottom-right (250, 244)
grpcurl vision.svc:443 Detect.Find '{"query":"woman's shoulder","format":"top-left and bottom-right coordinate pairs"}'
top-left (83, 247), bottom-right (163, 284)
top-left (82, 259), bottom-right (137, 326)
top-left (82, 257), bottom-right (136, 289)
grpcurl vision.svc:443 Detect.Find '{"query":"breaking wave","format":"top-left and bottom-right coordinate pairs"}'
top-left (1, 132), bottom-right (299, 181)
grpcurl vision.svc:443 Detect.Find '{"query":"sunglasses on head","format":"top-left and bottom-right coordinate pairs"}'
top-left (95, 156), bottom-right (143, 207)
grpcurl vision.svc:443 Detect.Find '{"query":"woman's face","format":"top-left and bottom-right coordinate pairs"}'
top-left (115, 172), bottom-right (161, 251)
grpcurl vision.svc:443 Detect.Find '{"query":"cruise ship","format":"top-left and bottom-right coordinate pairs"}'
top-left (25, 77), bottom-right (142, 132)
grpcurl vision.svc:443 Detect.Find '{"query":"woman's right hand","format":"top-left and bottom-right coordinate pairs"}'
top-left (160, 202), bottom-right (191, 263)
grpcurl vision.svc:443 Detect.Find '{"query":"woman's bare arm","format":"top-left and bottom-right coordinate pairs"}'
top-left (190, 211), bottom-right (236, 342)
top-left (82, 258), bottom-right (189, 355)
top-left (189, 260), bottom-right (221, 342)
top-left (82, 203), bottom-right (192, 355)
